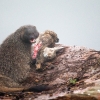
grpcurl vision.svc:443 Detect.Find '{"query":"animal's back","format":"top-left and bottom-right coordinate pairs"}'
top-left (0, 31), bottom-right (31, 83)
top-left (0, 25), bottom-right (52, 92)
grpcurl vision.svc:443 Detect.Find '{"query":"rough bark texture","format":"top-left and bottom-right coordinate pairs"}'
top-left (0, 44), bottom-right (100, 100)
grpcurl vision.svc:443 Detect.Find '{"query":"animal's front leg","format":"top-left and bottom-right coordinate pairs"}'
top-left (35, 52), bottom-right (44, 70)
top-left (35, 58), bottom-right (42, 69)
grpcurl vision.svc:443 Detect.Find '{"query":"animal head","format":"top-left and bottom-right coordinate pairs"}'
top-left (44, 30), bottom-right (59, 43)
top-left (43, 46), bottom-right (64, 59)
top-left (31, 30), bottom-right (59, 59)
top-left (35, 30), bottom-right (59, 48)
top-left (17, 25), bottom-right (39, 43)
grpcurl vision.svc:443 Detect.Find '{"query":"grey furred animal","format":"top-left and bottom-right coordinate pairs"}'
top-left (32, 30), bottom-right (61, 69)
top-left (0, 25), bottom-right (49, 92)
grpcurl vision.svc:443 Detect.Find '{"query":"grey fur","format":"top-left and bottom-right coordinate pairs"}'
top-left (0, 25), bottom-right (39, 92)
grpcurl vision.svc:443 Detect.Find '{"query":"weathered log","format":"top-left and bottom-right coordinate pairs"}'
top-left (26, 44), bottom-right (100, 100)
top-left (0, 44), bottom-right (100, 100)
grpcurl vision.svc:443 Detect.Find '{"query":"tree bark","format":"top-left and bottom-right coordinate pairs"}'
top-left (1, 44), bottom-right (100, 100)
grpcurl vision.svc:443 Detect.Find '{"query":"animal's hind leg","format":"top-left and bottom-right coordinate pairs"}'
top-left (0, 75), bottom-right (24, 92)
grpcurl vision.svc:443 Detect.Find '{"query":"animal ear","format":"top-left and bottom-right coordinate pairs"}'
top-left (53, 47), bottom-right (64, 52)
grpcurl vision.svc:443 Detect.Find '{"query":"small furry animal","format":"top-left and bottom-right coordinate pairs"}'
top-left (31, 30), bottom-right (60, 69)
top-left (0, 25), bottom-right (49, 92)
top-left (43, 46), bottom-right (64, 60)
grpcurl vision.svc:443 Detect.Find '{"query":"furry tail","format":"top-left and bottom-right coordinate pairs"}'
top-left (23, 84), bottom-right (50, 92)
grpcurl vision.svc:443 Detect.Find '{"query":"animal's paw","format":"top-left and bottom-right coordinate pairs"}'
top-left (36, 64), bottom-right (41, 70)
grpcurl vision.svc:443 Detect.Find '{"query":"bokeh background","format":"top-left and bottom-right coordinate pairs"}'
top-left (0, 0), bottom-right (100, 50)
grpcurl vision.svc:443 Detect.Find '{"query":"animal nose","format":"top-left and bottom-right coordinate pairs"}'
top-left (55, 38), bottom-right (59, 42)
